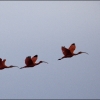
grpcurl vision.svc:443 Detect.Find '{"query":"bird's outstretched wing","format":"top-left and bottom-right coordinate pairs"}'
top-left (0, 58), bottom-right (3, 67)
top-left (31, 55), bottom-right (38, 64)
top-left (2, 59), bottom-right (6, 66)
top-left (0, 59), bottom-right (6, 69)
top-left (25, 56), bottom-right (33, 66)
top-left (69, 43), bottom-right (76, 54)
top-left (61, 46), bottom-right (69, 56)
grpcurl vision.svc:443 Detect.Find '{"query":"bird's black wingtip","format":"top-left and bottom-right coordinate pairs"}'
top-left (72, 43), bottom-right (75, 45)
top-left (27, 56), bottom-right (31, 58)
top-left (34, 55), bottom-right (38, 57)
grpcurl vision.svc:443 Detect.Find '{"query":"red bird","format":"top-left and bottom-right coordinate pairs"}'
top-left (58, 43), bottom-right (88, 60)
top-left (0, 58), bottom-right (19, 70)
top-left (20, 55), bottom-right (48, 69)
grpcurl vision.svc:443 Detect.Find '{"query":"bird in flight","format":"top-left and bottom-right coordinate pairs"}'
top-left (20, 55), bottom-right (48, 69)
top-left (0, 58), bottom-right (19, 70)
top-left (58, 43), bottom-right (88, 60)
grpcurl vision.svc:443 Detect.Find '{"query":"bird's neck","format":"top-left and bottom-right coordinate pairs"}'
top-left (73, 52), bottom-right (80, 56)
top-left (35, 62), bottom-right (41, 65)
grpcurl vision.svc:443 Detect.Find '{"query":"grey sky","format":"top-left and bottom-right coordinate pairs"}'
top-left (0, 1), bottom-right (100, 99)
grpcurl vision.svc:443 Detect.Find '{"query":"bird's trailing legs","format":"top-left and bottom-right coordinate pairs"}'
top-left (20, 65), bottom-right (33, 69)
top-left (58, 56), bottom-right (65, 60)
top-left (4, 65), bottom-right (20, 69)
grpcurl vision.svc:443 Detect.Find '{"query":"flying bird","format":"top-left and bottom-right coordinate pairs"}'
top-left (58, 43), bottom-right (88, 60)
top-left (20, 55), bottom-right (48, 69)
top-left (0, 58), bottom-right (19, 70)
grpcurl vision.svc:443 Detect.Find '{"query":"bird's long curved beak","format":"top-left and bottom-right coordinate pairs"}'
top-left (16, 66), bottom-right (20, 68)
top-left (20, 67), bottom-right (23, 69)
top-left (43, 61), bottom-right (48, 64)
top-left (11, 65), bottom-right (20, 68)
top-left (82, 52), bottom-right (89, 55)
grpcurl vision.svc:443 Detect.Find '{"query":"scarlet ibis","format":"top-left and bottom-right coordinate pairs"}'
top-left (20, 55), bottom-right (48, 69)
top-left (0, 58), bottom-right (19, 70)
top-left (58, 43), bottom-right (88, 60)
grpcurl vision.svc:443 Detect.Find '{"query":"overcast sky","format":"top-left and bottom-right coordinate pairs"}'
top-left (0, 1), bottom-right (100, 99)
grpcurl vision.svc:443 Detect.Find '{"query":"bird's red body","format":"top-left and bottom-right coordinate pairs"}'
top-left (20, 55), bottom-right (48, 69)
top-left (58, 43), bottom-right (88, 60)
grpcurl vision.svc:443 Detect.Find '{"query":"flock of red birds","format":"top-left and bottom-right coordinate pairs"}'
top-left (0, 43), bottom-right (88, 70)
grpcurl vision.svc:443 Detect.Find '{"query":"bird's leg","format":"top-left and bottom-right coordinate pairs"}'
top-left (0, 68), bottom-right (4, 70)
top-left (20, 66), bottom-right (26, 69)
top-left (20, 65), bottom-right (33, 69)
top-left (6, 65), bottom-right (19, 68)
top-left (58, 56), bottom-right (65, 60)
